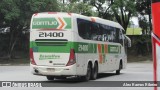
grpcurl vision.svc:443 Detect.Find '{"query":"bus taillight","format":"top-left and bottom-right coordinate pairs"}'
top-left (66, 49), bottom-right (76, 66)
top-left (30, 48), bottom-right (36, 65)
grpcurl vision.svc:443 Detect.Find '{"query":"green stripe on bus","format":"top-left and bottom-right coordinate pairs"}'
top-left (102, 44), bottom-right (105, 54)
top-left (108, 45), bottom-right (120, 54)
top-left (30, 41), bottom-right (120, 54)
top-left (63, 18), bottom-right (71, 29)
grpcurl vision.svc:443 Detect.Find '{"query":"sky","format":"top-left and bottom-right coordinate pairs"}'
top-left (131, 17), bottom-right (139, 27)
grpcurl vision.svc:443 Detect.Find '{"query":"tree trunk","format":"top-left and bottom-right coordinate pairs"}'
top-left (7, 28), bottom-right (15, 59)
top-left (148, 14), bottom-right (152, 32)
top-left (7, 25), bottom-right (20, 59)
top-left (147, 0), bottom-right (152, 32)
top-left (8, 37), bottom-right (18, 59)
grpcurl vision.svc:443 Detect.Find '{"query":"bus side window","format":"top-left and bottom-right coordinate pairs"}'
top-left (100, 24), bottom-right (107, 42)
top-left (91, 23), bottom-right (100, 41)
top-left (78, 22), bottom-right (85, 38)
top-left (112, 27), bottom-right (117, 42)
top-left (107, 26), bottom-right (116, 42)
top-left (77, 18), bottom-right (91, 40)
top-left (115, 28), bottom-right (120, 43)
top-left (119, 30), bottom-right (124, 46)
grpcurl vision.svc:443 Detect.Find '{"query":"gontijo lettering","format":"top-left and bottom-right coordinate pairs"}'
top-left (32, 17), bottom-right (72, 29)
top-left (32, 20), bottom-right (58, 26)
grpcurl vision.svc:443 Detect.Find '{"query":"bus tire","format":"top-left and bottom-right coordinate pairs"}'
top-left (116, 61), bottom-right (123, 75)
top-left (46, 76), bottom-right (55, 80)
top-left (91, 62), bottom-right (98, 80)
top-left (82, 63), bottom-right (92, 81)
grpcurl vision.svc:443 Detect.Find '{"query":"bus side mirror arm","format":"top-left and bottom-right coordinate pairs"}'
top-left (124, 35), bottom-right (131, 47)
top-left (128, 41), bottom-right (131, 47)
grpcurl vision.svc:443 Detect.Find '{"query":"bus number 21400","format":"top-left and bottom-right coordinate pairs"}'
top-left (39, 32), bottom-right (64, 37)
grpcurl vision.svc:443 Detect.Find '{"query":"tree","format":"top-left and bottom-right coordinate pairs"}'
top-left (59, 0), bottom-right (94, 16)
top-left (0, 0), bottom-right (59, 59)
top-left (89, 0), bottom-right (114, 20)
top-left (111, 0), bottom-right (136, 32)
top-left (88, 0), bottom-right (136, 32)
top-left (90, 0), bottom-right (106, 17)
top-left (136, 0), bottom-right (151, 32)
top-left (138, 17), bottom-right (149, 35)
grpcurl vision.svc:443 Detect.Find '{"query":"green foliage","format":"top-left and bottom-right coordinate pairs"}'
top-left (136, 0), bottom-right (151, 15)
top-left (0, 0), bottom-right (59, 59)
top-left (86, 0), bottom-right (136, 32)
top-left (111, 0), bottom-right (136, 32)
top-left (59, 0), bottom-right (94, 16)
top-left (136, 0), bottom-right (152, 31)
top-left (111, 0), bottom-right (136, 12)
top-left (0, 0), bottom-right (20, 21)
top-left (128, 35), bottom-right (151, 56)
top-left (138, 17), bottom-right (150, 35)
top-left (0, 0), bottom-right (59, 27)
top-left (90, 0), bottom-right (113, 18)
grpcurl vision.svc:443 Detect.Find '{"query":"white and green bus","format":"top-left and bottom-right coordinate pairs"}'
top-left (30, 12), bottom-right (131, 81)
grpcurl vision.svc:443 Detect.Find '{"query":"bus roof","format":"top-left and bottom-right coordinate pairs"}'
top-left (90, 17), bottom-right (124, 30)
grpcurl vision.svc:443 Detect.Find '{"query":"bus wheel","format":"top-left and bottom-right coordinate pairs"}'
top-left (91, 63), bottom-right (98, 80)
top-left (46, 76), bottom-right (55, 80)
top-left (116, 61), bottom-right (122, 75)
top-left (82, 63), bottom-right (91, 81)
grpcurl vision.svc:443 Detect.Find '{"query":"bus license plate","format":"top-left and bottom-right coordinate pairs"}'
top-left (47, 68), bottom-right (55, 72)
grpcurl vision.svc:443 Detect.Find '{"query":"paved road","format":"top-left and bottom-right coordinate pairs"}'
top-left (0, 61), bottom-right (155, 90)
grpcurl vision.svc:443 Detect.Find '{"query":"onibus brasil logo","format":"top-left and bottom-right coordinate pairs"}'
top-left (1, 82), bottom-right (42, 87)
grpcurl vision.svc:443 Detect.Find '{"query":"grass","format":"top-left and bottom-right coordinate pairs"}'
top-left (127, 54), bottom-right (152, 62)
top-left (126, 28), bottom-right (142, 35)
